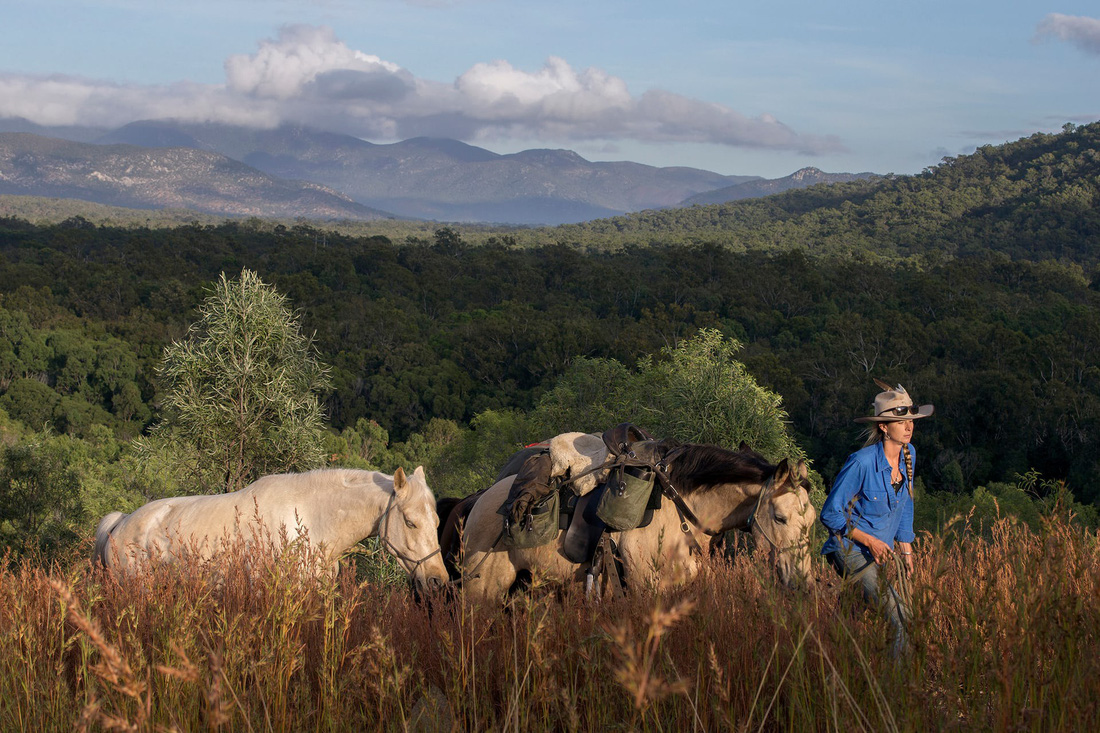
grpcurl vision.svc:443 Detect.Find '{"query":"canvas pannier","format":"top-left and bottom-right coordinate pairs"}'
top-left (596, 464), bottom-right (657, 531)
top-left (502, 487), bottom-right (561, 548)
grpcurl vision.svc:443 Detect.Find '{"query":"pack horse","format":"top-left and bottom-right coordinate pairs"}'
top-left (95, 467), bottom-right (450, 592)
top-left (441, 426), bottom-right (817, 603)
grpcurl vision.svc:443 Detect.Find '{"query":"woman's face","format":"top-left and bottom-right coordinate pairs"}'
top-left (880, 419), bottom-right (914, 444)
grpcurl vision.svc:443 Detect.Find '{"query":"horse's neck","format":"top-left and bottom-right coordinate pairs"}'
top-left (319, 476), bottom-right (392, 554)
top-left (685, 482), bottom-right (759, 534)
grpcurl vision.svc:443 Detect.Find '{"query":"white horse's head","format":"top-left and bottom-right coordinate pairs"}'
top-left (751, 459), bottom-right (817, 590)
top-left (380, 466), bottom-right (450, 592)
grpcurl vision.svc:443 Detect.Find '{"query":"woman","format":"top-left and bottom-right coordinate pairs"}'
top-left (820, 379), bottom-right (933, 658)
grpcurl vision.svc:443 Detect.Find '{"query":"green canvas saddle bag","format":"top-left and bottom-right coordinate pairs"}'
top-left (596, 464), bottom-right (658, 531)
top-left (501, 485), bottom-right (561, 548)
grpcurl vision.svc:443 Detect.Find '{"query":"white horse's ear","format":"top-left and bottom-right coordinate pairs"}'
top-left (413, 466), bottom-right (426, 480)
top-left (796, 460), bottom-right (809, 481)
top-left (393, 467), bottom-right (408, 497)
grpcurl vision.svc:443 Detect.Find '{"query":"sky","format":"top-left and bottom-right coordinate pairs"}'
top-left (1, 0), bottom-right (1098, 178)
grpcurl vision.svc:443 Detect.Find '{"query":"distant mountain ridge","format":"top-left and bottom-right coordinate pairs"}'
top-left (0, 133), bottom-right (391, 221)
top-left (680, 166), bottom-right (879, 206)
top-left (98, 121), bottom-right (757, 224)
top-left (0, 116), bottom-right (877, 225)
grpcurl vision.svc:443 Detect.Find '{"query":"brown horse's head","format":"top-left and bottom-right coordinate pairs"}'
top-left (750, 458), bottom-right (816, 590)
top-left (667, 444), bottom-right (816, 590)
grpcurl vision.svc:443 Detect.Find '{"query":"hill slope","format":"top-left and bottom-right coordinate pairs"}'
top-left (553, 122), bottom-right (1100, 265)
top-left (0, 133), bottom-right (393, 221)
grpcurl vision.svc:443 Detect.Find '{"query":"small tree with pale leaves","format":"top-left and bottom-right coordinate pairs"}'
top-left (142, 270), bottom-right (330, 493)
top-left (534, 329), bottom-right (802, 463)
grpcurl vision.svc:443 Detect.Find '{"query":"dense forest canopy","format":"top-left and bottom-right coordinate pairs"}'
top-left (2, 122), bottom-right (1100, 554)
top-left (547, 121), bottom-right (1100, 264)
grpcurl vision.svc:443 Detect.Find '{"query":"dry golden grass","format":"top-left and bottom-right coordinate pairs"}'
top-left (2, 510), bottom-right (1098, 731)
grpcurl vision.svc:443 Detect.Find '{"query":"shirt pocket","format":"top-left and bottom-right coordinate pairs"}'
top-left (858, 485), bottom-right (891, 519)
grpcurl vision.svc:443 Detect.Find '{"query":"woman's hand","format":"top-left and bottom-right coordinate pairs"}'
top-left (895, 540), bottom-right (914, 572)
top-left (850, 528), bottom-right (894, 565)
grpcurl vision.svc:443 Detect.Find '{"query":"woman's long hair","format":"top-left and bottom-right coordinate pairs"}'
top-left (863, 424), bottom-right (914, 498)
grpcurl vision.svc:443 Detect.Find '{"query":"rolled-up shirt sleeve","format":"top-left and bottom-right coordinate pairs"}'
top-left (820, 454), bottom-right (864, 536)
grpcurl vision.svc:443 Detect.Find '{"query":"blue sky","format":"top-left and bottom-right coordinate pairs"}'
top-left (1, 0), bottom-right (1098, 178)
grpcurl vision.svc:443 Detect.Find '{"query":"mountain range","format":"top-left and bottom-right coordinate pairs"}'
top-left (680, 166), bottom-right (877, 206)
top-left (0, 117), bottom-right (875, 225)
top-left (0, 133), bottom-right (390, 221)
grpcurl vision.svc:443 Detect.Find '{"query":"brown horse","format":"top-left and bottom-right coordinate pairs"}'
top-left (446, 441), bottom-right (816, 603)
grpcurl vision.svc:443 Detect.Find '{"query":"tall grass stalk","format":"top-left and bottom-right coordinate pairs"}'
top-left (1, 512), bottom-right (1098, 730)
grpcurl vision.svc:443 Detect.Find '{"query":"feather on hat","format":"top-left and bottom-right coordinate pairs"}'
top-left (854, 379), bottom-right (934, 423)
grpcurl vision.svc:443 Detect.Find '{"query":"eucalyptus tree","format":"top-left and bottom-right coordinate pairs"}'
top-left (143, 269), bottom-right (331, 493)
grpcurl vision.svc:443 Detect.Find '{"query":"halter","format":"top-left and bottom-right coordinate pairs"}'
top-left (377, 490), bottom-right (442, 581)
top-left (745, 472), bottom-right (811, 555)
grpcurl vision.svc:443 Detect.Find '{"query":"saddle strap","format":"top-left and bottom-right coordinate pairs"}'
top-left (653, 464), bottom-right (706, 532)
top-left (589, 533), bottom-right (626, 600)
top-left (674, 504), bottom-right (707, 557)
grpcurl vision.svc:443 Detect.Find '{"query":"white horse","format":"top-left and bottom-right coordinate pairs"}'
top-left (94, 467), bottom-right (450, 592)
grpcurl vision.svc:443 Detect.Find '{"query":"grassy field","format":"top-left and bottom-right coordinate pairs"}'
top-left (2, 511), bottom-right (1097, 732)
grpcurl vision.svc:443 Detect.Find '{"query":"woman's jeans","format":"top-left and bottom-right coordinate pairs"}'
top-left (826, 541), bottom-right (910, 658)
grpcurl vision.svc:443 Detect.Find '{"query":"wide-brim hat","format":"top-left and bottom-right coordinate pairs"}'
top-left (854, 379), bottom-right (934, 423)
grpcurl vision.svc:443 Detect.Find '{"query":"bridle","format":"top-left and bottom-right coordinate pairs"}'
top-left (657, 458), bottom-right (811, 558)
top-left (745, 472), bottom-right (811, 555)
top-left (377, 490), bottom-right (442, 581)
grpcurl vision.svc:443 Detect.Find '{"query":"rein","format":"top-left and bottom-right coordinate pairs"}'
top-left (378, 491), bottom-right (442, 580)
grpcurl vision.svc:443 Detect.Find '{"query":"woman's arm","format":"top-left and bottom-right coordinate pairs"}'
top-left (820, 454), bottom-right (864, 535)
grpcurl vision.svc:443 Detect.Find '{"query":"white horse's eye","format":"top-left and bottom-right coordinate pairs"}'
top-left (774, 515), bottom-right (788, 525)
top-left (404, 519), bottom-right (417, 529)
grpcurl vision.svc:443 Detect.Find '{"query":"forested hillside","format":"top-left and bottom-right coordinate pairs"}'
top-left (2, 122), bottom-right (1099, 555)
top-left (550, 122), bottom-right (1100, 264)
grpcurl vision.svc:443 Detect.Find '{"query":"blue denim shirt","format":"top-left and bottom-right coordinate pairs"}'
top-left (820, 442), bottom-right (916, 558)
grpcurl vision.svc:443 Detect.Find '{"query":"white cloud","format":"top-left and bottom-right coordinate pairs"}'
top-left (0, 24), bottom-right (842, 154)
top-left (225, 25), bottom-right (406, 99)
top-left (1036, 14), bottom-right (1100, 56)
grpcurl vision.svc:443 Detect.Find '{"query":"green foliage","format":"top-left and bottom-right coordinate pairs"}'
top-left (2, 123), bottom-right (1100, 509)
top-left (0, 436), bottom-right (84, 555)
top-left (425, 410), bottom-right (536, 498)
top-left (534, 329), bottom-right (802, 462)
top-left (0, 305), bottom-right (151, 439)
top-left (420, 331), bottom-right (809, 500)
top-left (0, 378), bottom-right (59, 429)
top-left (914, 470), bottom-right (1099, 538)
top-left (141, 269), bottom-right (331, 493)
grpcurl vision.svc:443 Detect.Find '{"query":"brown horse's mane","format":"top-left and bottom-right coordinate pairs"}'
top-left (664, 441), bottom-right (774, 494)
